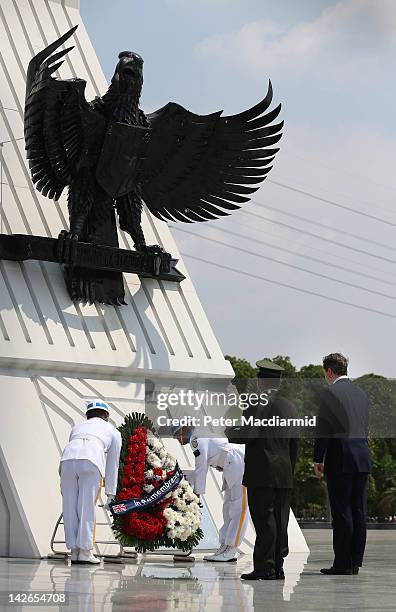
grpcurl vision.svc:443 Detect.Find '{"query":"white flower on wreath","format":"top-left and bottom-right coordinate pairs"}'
top-left (147, 452), bottom-right (162, 468)
top-left (164, 491), bottom-right (201, 540)
top-left (148, 437), bottom-right (162, 452)
top-left (174, 498), bottom-right (187, 512)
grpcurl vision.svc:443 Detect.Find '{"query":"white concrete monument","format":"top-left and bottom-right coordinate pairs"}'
top-left (0, 0), bottom-right (308, 558)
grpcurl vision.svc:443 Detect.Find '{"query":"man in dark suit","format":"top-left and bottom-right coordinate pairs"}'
top-left (314, 352), bottom-right (371, 575)
top-left (226, 359), bottom-right (298, 581)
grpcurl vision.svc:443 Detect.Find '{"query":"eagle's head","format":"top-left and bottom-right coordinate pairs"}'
top-left (111, 51), bottom-right (144, 94)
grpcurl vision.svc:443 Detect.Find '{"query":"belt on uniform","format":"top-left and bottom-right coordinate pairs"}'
top-left (71, 433), bottom-right (105, 450)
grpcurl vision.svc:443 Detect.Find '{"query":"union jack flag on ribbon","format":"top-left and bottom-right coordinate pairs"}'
top-left (111, 503), bottom-right (127, 514)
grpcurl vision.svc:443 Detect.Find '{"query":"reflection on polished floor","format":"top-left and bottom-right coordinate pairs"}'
top-left (0, 531), bottom-right (395, 611)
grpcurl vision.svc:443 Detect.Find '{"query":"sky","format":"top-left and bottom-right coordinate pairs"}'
top-left (81, 0), bottom-right (396, 377)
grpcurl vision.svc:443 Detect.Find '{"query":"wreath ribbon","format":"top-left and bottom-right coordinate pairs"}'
top-left (110, 463), bottom-right (184, 516)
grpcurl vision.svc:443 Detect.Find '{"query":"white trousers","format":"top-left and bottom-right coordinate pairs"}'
top-left (60, 459), bottom-right (102, 551)
top-left (218, 483), bottom-right (249, 547)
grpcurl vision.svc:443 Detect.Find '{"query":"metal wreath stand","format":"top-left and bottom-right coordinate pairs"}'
top-left (47, 508), bottom-right (195, 564)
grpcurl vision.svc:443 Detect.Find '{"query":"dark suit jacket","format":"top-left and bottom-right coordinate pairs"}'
top-left (313, 378), bottom-right (371, 474)
top-left (226, 393), bottom-right (298, 489)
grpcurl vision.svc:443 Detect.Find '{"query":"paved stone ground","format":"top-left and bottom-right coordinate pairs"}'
top-left (0, 530), bottom-right (394, 611)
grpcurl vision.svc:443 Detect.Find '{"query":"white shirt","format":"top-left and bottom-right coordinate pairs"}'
top-left (190, 435), bottom-right (244, 494)
top-left (332, 375), bottom-right (349, 385)
top-left (60, 417), bottom-right (122, 495)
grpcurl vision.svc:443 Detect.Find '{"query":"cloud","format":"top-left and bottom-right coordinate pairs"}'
top-left (194, 0), bottom-right (396, 84)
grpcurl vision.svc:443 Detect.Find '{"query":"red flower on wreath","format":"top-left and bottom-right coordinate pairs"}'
top-left (116, 427), bottom-right (147, 501)
top-left (122, 511), bottom-right (164, 541)
top-left (117, 485), bottom-right (142, 500)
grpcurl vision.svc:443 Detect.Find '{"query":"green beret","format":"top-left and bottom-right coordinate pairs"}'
top-left (255, 358), bottom-right (284, 372)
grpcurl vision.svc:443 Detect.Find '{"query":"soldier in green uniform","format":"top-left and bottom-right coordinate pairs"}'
top-left (225, 359), bottom-right (298, 581)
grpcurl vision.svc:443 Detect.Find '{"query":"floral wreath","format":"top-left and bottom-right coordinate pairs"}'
top-left (111, 413), bottom-right (203, 552)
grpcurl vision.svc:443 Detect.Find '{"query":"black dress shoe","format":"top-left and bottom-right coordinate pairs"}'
top-left (352, 566), bottom-right (359, 575)
top-left (241, 570), bottom-right (276, 580)
top-left (320, 567), bottom-right (352, 575)
top-left (275, 568), bottom-right (285, 580)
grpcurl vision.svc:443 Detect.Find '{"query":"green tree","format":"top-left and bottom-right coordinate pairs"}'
top-left (299, 364), bottom-right (324, 379)
top-left (376, 487), bottom-right (396, 519)
top-left (270, 355), bottom-right (297, 377)
top-left (225, 355), bottom-right (257, 379)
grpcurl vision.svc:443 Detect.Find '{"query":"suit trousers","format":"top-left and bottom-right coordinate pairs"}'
top-left (247, 487), bottom-right (291, 572)
top-left (326, 472), bottom-right (368, 569)
top-left (60, 459), bottom-right (102, 551)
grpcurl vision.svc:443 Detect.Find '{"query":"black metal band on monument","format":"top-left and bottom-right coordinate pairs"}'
top-left (0, 234), bottom-right (184, 281)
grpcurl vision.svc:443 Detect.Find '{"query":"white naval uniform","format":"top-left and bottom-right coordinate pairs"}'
top-left (60, 417), bottom-right (122, 551)
top-left (190, 435), bottom-right (249, 547)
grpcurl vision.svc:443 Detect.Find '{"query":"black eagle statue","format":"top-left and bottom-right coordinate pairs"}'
top-left (24, 25), bottom-right (283, 304)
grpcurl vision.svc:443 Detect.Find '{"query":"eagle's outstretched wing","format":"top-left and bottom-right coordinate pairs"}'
top-left (141, 81), bottom-right (282, 223)
top-left (24, 25), bottom-right (88, 201)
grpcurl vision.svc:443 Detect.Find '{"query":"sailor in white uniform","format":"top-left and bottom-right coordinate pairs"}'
top-left (173, 426), bottom-right (249, 562)
top-left (59, 400), bottom-right (122, 564)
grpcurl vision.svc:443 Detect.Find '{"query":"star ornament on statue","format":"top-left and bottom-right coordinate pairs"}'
top-left (0, 25), bottom-right (283, 305)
